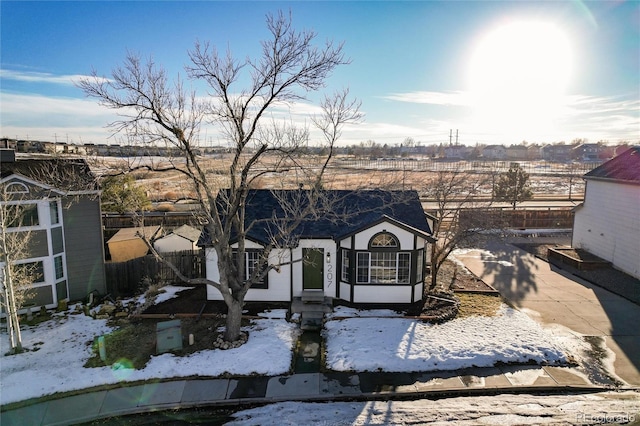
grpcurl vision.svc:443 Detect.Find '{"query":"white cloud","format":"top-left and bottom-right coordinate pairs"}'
top-left (382, 91), bottom-right (472, 107)
top-left (0, 69), bottom-right (107, 86)
top-left (0, 92), bottom-right (117, 143)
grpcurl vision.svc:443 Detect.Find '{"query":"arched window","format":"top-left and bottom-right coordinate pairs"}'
top-left (370, 232), bottom-right (399, 249)
top-left (4, 182), bottom-right (29, 194)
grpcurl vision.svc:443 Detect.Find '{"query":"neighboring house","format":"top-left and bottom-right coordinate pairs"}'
top-left (444, 145), bottom-right (468, 160)
top-left (1, 150), bottom-right (106, 308)
top-left (572, 143), bottom-right (601, 162)
top-left (107, 225), bottom-right (161, 262)
top-left (482, 145), bottom-right (507, 160)
top-left (572, 146), bottom-right (640, 280)
top-left (154, 224), bottom-right (201, 253)
top-left (506, 145), bottom-right (528, 160)
top-left (201, 189), bottom-right (435, 306)
top-left (540, 144), bottom-right (573, 162)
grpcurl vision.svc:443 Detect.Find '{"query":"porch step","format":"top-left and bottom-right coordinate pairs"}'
top-left (301, 290), bottom-right (327, 303)
top-left (291, 298), bottom-right (333, 314)
top-left (301, 311), bottom-right (324, 331)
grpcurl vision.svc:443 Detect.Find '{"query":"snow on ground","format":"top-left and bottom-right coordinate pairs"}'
top-left (226, 392), bottom-right (640, 425)
top-left (0, 310), bottom-right (298, 405)
top-left (324, 305), bottom-right (567, 372)
top-left (153, 285), bottom-right (194, 304)
top-left (1, 299), bottom-right (576, 406)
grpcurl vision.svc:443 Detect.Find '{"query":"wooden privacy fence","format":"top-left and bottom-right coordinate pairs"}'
top-left (459, 207), bottom-right (574, 230)
top-left (102, 212), bottom-right (200, 231)
top-left (105, 250), bottom-right (206, 297)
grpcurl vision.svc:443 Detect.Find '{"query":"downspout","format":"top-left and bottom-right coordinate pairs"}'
top-left (289, 247), bottom-right (293, 300)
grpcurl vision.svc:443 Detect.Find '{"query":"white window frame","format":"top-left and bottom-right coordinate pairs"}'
top-left (356, 251), bottom-right (411, 284)
top-left (341, 249), bottom-right (350, 281)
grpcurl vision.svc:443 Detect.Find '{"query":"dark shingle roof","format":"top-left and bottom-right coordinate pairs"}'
top-left (1, 158), bottom-right (98, 191)
top-left (584, 146), bottom-right (640, 184)
top-left (201, 189), bottom-right (433, 246)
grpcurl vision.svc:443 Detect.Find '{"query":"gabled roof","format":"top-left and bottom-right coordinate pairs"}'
top-left (583, 146), bottom-right (640, 184)
top-left (170, 224), bottom-right (202, 243)
top-left (1, 157), bottom-right (98, 192)
top-left (107, 225), bottom-right (162, 243)
top-left (201, 189), bottom-right (433, 246)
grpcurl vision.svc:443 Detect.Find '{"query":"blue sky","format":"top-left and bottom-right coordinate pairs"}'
top-left (1, 1), bottom-right (638, 146)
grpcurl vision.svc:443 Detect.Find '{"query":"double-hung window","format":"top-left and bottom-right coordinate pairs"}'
top-left (54, 255), bottom-right (65, 280)
top-left (356, 252), bottom-right (410, 284)
top-left (341, 249), bottom-right (350, 281)
top-left (233, 249), bottom-right (268, 289)
top-left (49, 201), bottom-right (60, 225)
top-left (355, 232), bottom-right (410, 284)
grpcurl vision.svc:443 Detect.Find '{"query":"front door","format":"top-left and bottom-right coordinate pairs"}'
top-left (303, 248), bottom-right (324, 290)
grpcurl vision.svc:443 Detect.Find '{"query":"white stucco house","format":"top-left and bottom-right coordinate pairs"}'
top-left (572, 146), bottom-right (640, 280)
top-left (200, 189), bottom-right (435, 308)
top-left (154, 224), bottom-right (202, 253)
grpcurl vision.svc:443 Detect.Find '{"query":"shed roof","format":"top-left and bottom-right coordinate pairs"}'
top-left (107, 225), bottom-right (161, 243)
top-left (169, 224), bottom-right (202, 243)
top-left (584, 146), bottom-right (640, 184)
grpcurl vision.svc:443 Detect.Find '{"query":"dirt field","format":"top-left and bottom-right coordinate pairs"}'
top-left (94, 155), bottom-right (585, 205)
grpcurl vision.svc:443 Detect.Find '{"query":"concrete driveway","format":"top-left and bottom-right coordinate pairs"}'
top-left (455, 237), bottom-right (640, 386)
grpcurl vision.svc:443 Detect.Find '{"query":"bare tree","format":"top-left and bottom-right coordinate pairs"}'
top-left (78, 11), bottom-right (361, 342)
top-left (424, 168), bottom-right (494, 292)
top-left (0, 193), bottom-right (35, 353)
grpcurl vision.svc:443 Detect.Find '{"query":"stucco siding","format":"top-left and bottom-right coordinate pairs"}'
top-left (573, 180), bottom-right (640, 279)
top-left (353, 222), bottom-right (417, 251)
top-left (353, 285), bottom-right (412, 304)
top-left (205, 247), bottom-right (293, 302)
top-left (63, 196), bottom-right (106, 300)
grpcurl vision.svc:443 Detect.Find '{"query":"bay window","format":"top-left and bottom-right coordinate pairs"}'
top-left (354, 232), bottom-right (411, 284)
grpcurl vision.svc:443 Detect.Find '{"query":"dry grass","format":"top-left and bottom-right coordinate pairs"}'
top-left (83, 317), bottom-right (228, 369)
top-left (456, 293), bottom-right (503, 318)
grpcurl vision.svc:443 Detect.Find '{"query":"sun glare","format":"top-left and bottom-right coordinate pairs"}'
top-left (468, 20), bottom-right (573, 138)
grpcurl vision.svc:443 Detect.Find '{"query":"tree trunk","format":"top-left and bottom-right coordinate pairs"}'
top-left (224, 299), bottom-right (244, 342)
top-left (429, 250), bottom-right (439, 292)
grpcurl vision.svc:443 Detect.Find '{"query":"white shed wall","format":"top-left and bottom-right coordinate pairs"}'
top-left (572, 180), bottom-right (640, 279)
top-left (154, 234), bottom-right (198, 253)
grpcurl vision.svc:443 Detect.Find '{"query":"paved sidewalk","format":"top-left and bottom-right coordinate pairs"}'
top-left (1, 365), bottom-right (602, 426)
top-left (455, 237), bottom-right (640, 386)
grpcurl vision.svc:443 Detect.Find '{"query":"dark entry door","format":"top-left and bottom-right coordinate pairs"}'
top-left (303, 248), bottom-right (324, 290)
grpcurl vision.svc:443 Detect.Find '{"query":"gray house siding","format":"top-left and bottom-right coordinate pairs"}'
top-left (63, 196), bottom-right (106, 300)
top-left (28, 230), bottom-right (50, 258)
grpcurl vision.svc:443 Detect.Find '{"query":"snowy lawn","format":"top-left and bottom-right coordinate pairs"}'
top-left (325, 305), bottom-right (568, 372)
top-left (0, 305), bottom-right (298, 406)
top-left (2, 289), bottom-right (573, 406)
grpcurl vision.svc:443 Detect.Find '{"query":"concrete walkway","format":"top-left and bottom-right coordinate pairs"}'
top-left (454, 236), bottom-right (640, 386)
top-left (1, 365), bottom-right (602, 426)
